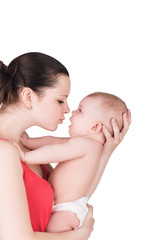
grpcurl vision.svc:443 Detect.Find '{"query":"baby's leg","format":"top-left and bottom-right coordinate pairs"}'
top-left (46, 211), bottom-right (79, 232)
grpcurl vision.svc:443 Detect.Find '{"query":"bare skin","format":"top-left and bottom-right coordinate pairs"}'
top-left (0, 75), bottom-right (96, 240)
top-left (16, 95), bottom-right (131, 233)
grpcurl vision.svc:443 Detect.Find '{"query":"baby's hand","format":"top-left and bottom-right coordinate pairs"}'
top-left (20, 131), bottom-right (29, 146)
top-left (13, 142), bottom-right (25, 162)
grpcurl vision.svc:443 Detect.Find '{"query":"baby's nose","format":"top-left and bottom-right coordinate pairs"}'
top-left (72, 110), bottom-right (76, 115)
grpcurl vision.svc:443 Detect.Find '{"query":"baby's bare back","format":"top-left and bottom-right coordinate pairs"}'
top-left (49, 139), bottom-right (102, 204)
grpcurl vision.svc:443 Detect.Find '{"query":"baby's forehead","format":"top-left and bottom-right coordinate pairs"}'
top-left (80, 97), bottom-right (107, 116)
top-left (83, 95), bottom-right (126, 114)
top-left (81, 96), bottom-right (102, 108)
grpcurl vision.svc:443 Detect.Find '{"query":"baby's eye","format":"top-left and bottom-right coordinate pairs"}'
top-left (78, 108), bottom-right (82, 112)
top-left (58, 100), bottom-right (64, 104)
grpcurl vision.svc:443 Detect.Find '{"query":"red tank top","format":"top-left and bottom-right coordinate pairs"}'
top-left (0, 138), bottom-right (54, 232)
top-left (22, 162), bottom-right (54, 232)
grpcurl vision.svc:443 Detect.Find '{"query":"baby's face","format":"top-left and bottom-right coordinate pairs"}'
top-left (69, 95), bottom-right (125, 137)
top-left (69, 96), bottom-right (101, 137)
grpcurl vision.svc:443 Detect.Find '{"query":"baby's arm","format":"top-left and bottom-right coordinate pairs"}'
top-left (16, 137), bottom-right (91, 165)
top-left (20, 132), bottom-right (70, 150)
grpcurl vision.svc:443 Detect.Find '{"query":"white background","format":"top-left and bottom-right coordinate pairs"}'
top-left (1, 0), bottom-right (160, 239)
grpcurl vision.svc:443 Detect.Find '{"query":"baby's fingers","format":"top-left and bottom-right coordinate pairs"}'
top-left (12, 141), bottom-right (20, 150)
top-left (20, 131), bottom-right (29, 143)
top-left (12, 142), bottom-right (25, 161)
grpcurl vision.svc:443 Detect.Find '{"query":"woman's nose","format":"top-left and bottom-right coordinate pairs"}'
top-left (64, 103), bottom-right (70, 114)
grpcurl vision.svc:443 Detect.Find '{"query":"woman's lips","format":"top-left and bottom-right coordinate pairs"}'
top-left (59, 118), bottom-right (65, 124)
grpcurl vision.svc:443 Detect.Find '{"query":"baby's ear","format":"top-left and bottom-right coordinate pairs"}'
top-left (89, 122), bottom-right (102, 134)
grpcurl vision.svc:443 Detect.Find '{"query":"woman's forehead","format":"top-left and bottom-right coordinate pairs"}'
top-left (56, 75), bottom-right (71, 92)
top-left (44, 75), bottom-right (71, 96)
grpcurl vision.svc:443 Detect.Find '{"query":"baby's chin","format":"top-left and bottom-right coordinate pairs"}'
top-left (68, 126), bottom-right (76, 137)
top-left (68, 127), bottom-right (72, 137)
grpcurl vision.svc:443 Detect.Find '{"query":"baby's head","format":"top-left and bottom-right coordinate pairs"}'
top-left (69, 92), bottom-right (128, 140)
top-left (86, 92), bottom-right (128, 136)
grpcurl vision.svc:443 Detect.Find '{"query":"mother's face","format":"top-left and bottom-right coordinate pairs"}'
top-left (32, 74), bottom-right (71, 131)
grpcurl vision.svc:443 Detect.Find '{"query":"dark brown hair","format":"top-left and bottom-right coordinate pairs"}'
top-left (0, 52), bottom-right (69, 107)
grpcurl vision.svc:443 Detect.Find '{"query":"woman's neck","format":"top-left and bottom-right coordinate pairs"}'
top-left (0, 107), bottom-right (32, 143)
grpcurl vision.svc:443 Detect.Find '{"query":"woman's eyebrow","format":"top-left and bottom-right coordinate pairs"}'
top-left (58, 94), bottom-right (68, 97)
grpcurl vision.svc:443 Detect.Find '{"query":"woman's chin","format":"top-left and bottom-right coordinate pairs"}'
top-left (51, 126), bottom-right (58, 131)
top-left (45, 125), bottom-right (58, 132)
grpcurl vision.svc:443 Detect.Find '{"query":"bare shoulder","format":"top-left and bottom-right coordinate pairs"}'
top-left (68, 136), bottom-right (103, 151)
top-left (0, 140), bottom-right (24, 186)
top-left (0, 140), bottom-right (21, 165)
top-left (0, 139), bottom-right (18, 153)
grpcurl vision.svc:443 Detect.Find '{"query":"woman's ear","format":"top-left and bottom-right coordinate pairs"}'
top-left (89, 122), bottom-right (103, 134)
top-left (20, 87), bottom-right (35, 109)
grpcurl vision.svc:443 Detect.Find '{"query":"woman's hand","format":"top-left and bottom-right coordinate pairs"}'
top-left (87, 110), bottom-right (131, 198)
top-left (102, 110), bottom-right (131, 155)
top-left (77, 204), bottom-right (95, 240)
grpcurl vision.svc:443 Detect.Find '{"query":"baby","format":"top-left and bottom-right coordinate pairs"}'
top-left (16, 92), bottom-right (128, 232)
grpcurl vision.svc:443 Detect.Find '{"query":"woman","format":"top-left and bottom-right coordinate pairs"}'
top-left (0, 52), bottom-right (131, 240)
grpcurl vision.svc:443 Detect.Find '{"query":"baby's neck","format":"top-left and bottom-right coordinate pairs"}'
top-left (86, 132), bottom-right (105, 145)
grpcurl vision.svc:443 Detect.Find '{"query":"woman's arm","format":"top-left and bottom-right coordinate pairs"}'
top-left (0, 140), bottom-right (34, 240)
top-left (0, 140), bottom-right (94, 240)
top-left (34, 205), bottom-right (94, 240)
top-left (87, 111), bottom-right (131, 198)
top-left (20, 132), bottom-right (69, 150)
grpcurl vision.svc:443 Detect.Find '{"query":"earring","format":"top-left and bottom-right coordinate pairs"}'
top-left (27, 106), bottom-right (32, 110)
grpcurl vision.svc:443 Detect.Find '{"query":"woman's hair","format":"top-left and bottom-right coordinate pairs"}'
top-left (0, 52), bottom-right (69, 107)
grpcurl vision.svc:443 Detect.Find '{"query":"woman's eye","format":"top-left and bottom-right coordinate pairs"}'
top-left (58, 100), bottom-right (64, 104)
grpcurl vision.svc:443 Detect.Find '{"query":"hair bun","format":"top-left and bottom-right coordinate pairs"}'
top-left (0, 61), bottom-right (8, 73)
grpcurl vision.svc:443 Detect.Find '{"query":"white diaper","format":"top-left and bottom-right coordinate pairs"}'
top-left (51, 196), bottom-right (89, 228)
